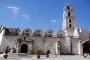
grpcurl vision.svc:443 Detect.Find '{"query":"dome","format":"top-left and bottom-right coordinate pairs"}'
top-left (13, 28), bottom-right (20, 36)
top-left (57, 30), bottom-right (65, 37)
top-left (45, 30), bottom-right (54, 37)
top-left (22, 28), bottom-right (32, 36)
top-left (34, 29), bottom-right (43, 37)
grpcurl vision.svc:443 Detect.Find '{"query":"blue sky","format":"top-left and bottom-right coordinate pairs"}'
top-left (0, 0), bottom-right (90, 31)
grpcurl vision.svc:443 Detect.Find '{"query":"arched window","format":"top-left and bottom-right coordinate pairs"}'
top-left (26, 33), bottom-right (29, 36)
top-left (35, 33), bottom-right (41, 36)
top-left (69, 19), bottom-right (71, 23)
top-left (57, 34), bottom-right (63, 38)
top-left (67, 6), bottom-right (70, 9)
top-left (68, 12), bottom-right (70, 16)
top-left (69, 24), bottom-right (72, 27)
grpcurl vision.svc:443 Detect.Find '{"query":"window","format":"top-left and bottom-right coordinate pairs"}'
top-left (37, 34), bottom-right (41, 36)
top-left (69, 24), bottom-right (72, 27)
top-left (67, 6), bottom-right (70, 9)
top-left (5, 29), bottom-right (10, 35)
top-left (49, 31), bottom-right (51, 33)
top-left (26, 33), bottom-right (29, 36)
top-left (38, 31), bottom-right (40, 32)
top-left (45, 33), bottom-right (52, 37)
top-left (69, 19), bottom-right (71, 23)
top-left (68, 12), bottom-right (70, 16)
top-left (60, 34), bottom-right (63, 37)
top-left (15, 30), bottom-right (18, 32)
top-left (34, 32), bottom-right (41, 37)
top-left (14, 33), bottom-right (18, 36)
top-left (24, 37), bottom-right (26, 40)
top-left (48, 35), bottom-right (52, 37)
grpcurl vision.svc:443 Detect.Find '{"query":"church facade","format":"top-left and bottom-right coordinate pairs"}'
top-left (0, 4), bottom-right (90, 55)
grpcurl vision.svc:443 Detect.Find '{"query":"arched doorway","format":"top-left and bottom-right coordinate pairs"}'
top-left (20, 44), bottom-right (28, 53)
top-left (83, 41), bottom-right (90, 55)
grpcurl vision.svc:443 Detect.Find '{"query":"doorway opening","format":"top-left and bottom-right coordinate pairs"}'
top-left (83, 41), bottom-right (90, 55)
top-left (20, 44), bottom-right (28, 53)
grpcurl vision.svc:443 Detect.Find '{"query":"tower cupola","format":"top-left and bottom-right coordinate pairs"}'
top-left (62, 3), bottom-right (75, 30)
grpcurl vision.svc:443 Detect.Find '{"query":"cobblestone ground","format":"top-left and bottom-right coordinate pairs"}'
top-left (0, 53), bottom-right (90, 60)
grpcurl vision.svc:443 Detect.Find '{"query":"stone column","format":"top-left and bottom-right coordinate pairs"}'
top-left (29, 44), bottom-right (32, 50)
top-left (16, 42), bottom-right (20, 53)
top-left (16, 39), bottom-right (22, 53)
top-left (28, 41), bottom-right (33, 54)
top-left (65, 37), bottom-right (71, 54)
top-left (78, 40), bottom-right (83, 55)
top-left (55, 40), bottom-right (60, 55)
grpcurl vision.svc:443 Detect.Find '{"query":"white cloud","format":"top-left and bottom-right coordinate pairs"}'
top-left (7, 5), bottom-right (20, 15)
top-left (7, 5), bottom-right (30, 20)
top-left (50, 20), bottom-right (61, 23)
top-left (50, 20), bottom-right (57, 23)
top-left (22, 14), bottom-right (29, 20)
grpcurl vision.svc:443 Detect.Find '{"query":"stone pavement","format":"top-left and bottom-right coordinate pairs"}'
top-left (0, 53), bottom-right (90, 60)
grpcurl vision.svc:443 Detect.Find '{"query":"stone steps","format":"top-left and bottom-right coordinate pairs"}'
top-left (0, 54), bottom-right (90, 60)
top-left (8, 53), bottom-right (19, 59)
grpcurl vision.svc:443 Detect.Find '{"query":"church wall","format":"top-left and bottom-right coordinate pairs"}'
top-left (0, 36), bottom-right (19, 52)
top-left (31, 37), bottom-right (61, 54)
top-left (31, 37), bottom-right (72, 54)
top-left (0, 34), bottom-right (85, 55)
top-left (0, 35), bottom-right (79, 54)
top-left (72, 38), bottom-right (79, 54)
top-left (0, 29), bottom-right (5, 52)
top-left (28, 37), bottom-right (69, 54)
top-left (60, 38), bottom-right (71, 54)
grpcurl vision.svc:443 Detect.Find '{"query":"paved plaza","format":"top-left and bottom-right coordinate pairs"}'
top-left (0, 53), bottom-right (90, 60)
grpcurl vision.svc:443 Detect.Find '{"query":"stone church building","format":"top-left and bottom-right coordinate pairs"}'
top-left (0, 3), bottom-right (90, 55)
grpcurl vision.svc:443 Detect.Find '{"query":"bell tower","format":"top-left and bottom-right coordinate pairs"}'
top-left (62, 3), bottom-right (75, 30)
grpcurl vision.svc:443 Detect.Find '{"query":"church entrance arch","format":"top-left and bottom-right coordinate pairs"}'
top-left (20, 44), bottom-right (28, 53)
top-left (83, 41), bottom-right (90, 55)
